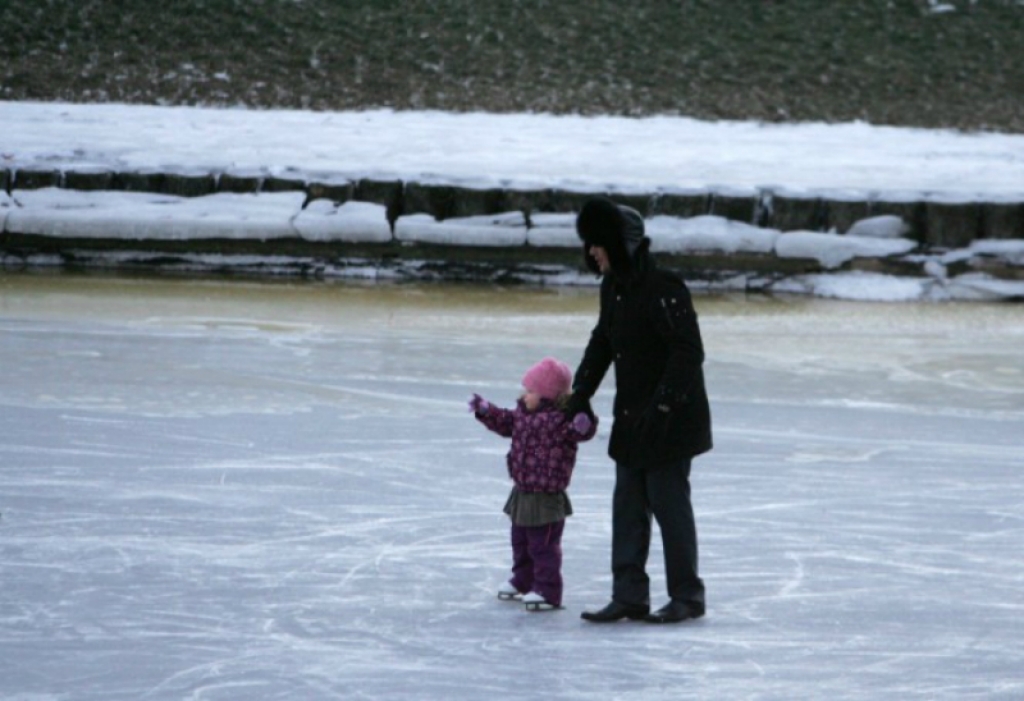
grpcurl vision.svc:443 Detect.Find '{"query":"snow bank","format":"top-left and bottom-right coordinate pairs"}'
top-left (3, 189), bottom-right (399, 244)
top-left (775, 231), bottom-right (917, 269)
top-left (845, 215), bottom-right (910, 239)
top-left (7, 188), bottom-right (306, 241)
top-left (394, 211), bottom-right (528, 247)
top-left (775, 271), bottom-right (929, 302)
top-left (293, 200), bottom-right (392, 243)
top-left (649, 215), bottom-right (778, 255)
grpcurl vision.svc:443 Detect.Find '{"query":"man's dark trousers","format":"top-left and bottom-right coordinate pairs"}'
top-left (611, 458), bottom-right (705, 608)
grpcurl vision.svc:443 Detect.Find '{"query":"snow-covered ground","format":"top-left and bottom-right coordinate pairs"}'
top-left (2, 273), bottom-right (1023, 700)
top-left (3, 103), bottom-right (1024, 301)
top-left (5, 103), bottom-right (1024, 196)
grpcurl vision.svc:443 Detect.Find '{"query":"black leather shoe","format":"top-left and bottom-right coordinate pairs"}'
top-left (580, 600), bottom-right (649, 623)
top-left (644, 600), bottom-right (705, 624)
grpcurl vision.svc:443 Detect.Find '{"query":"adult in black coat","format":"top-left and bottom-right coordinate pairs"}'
top-left (569, 197), bottom-right (713, 624)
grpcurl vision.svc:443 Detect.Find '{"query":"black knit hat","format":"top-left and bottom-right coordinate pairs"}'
top-left (575, 197), bottom-right (646, 278)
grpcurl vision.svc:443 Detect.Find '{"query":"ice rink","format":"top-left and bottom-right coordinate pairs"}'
top-left (2, 272), bottom-right (1023, 700)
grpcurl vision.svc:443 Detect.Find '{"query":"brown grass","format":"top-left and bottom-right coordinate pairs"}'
top-left (2, 0), bottom-right (1023, 132)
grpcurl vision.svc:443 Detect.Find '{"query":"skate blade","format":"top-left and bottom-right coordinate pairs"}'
top-left (524, 601), bottom-right (562, 612)
top-left (497, 592), bottom-right (523, 601)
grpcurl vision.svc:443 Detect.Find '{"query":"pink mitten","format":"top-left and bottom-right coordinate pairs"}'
top-left (571, 412), bottom-right (593, 434)
top-left (468, 393), bottom-right (491, 415)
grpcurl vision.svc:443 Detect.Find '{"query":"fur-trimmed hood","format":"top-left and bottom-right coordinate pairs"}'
top-left (575, 197), bottom-right (649, 281)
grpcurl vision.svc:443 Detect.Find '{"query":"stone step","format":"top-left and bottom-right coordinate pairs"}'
top-left (2, 166), bottom-right (1023, 284)
top-left (5, 165), bottom-right (1022, 243)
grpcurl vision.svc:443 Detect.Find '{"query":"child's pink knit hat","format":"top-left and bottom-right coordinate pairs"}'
top-left (522, 357), bottom-right (573, 401)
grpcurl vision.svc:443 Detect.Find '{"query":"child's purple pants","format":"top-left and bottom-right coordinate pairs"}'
top-left (509, 519), bottom-right (565, 606)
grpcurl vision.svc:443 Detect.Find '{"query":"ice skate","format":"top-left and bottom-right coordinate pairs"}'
top-left (523, 592), bottom-right (561, 611)
top-left (497, 582), bottom-right (523, 601)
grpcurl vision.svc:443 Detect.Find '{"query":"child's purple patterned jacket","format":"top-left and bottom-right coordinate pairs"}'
top-left (475, 398), bottom-right (598, 492)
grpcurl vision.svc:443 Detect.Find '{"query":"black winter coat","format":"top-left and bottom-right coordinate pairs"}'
top-left (573, 250), bottom-right (713, 468)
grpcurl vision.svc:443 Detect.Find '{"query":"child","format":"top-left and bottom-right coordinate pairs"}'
top-left (469, 357), bottom-right (597, 611)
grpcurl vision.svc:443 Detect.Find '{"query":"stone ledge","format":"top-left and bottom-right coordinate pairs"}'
top-left (3, 167), bottom-right (1023, 287)
top-left (4, 166), bottom-right (1024, 246)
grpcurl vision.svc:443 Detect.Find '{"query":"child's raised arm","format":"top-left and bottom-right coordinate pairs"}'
top-left (468, 393), bottom-right (514, 437)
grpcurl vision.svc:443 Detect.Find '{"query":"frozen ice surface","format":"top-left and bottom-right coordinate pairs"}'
top-left (2, 273), bottom-right (1023, 700)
